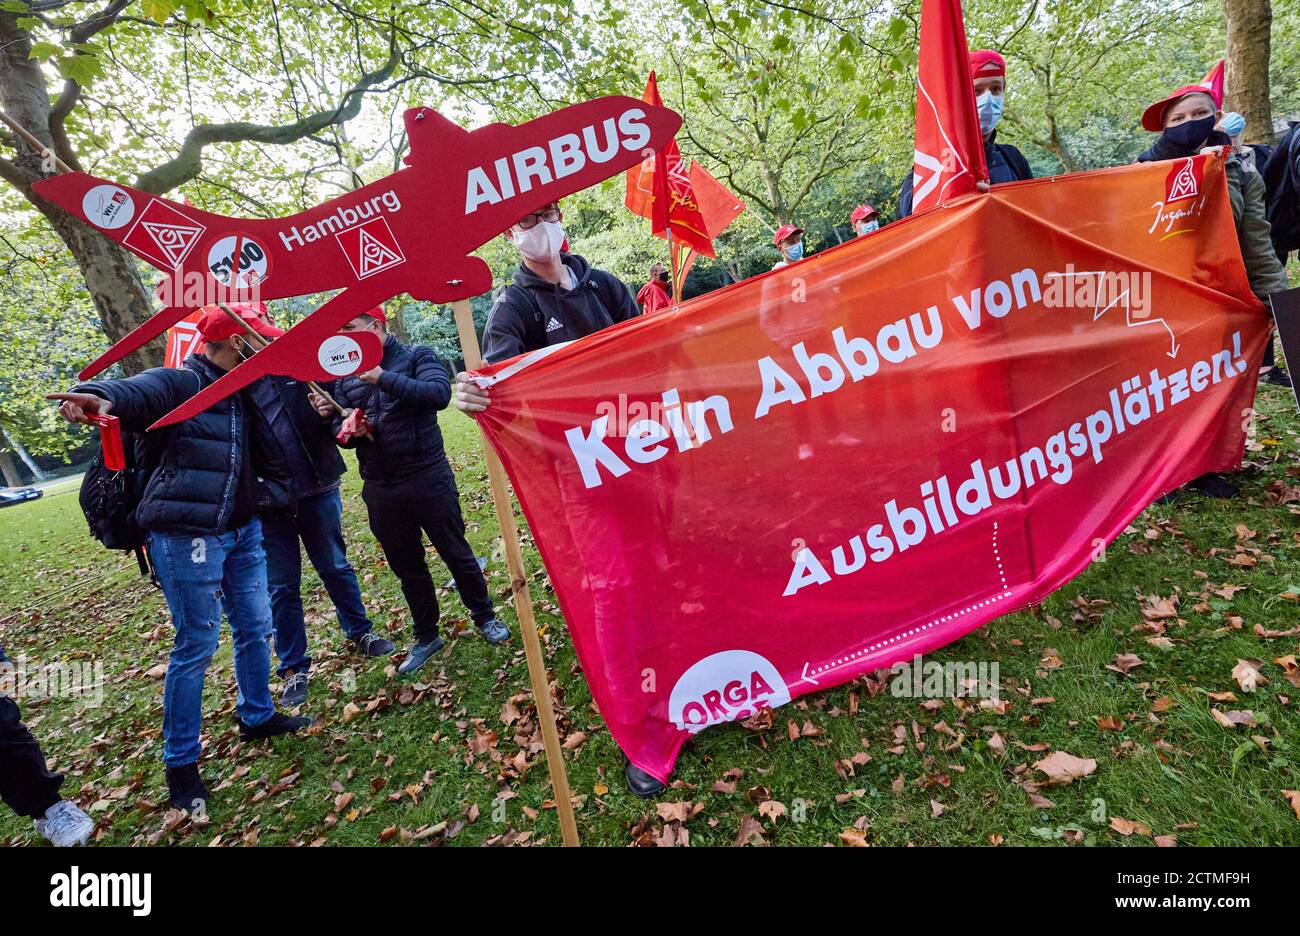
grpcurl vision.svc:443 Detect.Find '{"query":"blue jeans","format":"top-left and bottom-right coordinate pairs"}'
top-left (263, 488), bottom-right (372, 677)
top-left (149, 520), bottom-right (276, 767)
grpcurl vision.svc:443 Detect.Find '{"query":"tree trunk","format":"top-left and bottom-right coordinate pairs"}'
top-left (1223, 0), bottom-right (1274, 145)
top-left (0, 446), bottom-right (21, 487)
top-left (2, 427), bottom-right (44, 480)
top-left (1, 11), bottom-right (160, 375)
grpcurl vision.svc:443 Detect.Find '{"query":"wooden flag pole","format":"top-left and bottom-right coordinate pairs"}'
top-left (666, 229), bottom-right (681, 309)
top-left (451, 298), bottom-right (580, 847)
top-left (0, 110), bottom-right (73, 173)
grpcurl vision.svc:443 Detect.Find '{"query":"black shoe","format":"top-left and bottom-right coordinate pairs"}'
top-left (352, 632), bottom-right (395, 658)
top-left (239, 711), bottom-right (314, 742)
top-left (624, 758), bottom-right (667, 798)
top-left (280, 671), bottom-right (309, 708)
top-left (1263, 368), bottom-right (1293, 388)
top-left (1188, 472), bottom-right (1240, 499)
top-left (397, 637), bottom-right (444, 675)
top-left (165, 763), bottom-right (209, 814)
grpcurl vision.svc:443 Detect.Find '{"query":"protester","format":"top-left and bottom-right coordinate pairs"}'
top-left (1219, 111), bottom-right (1271, 173)
top-left (637, 263), bottom-right (673, 313)
top-left (851, 204), bottom-right (880, 236)
top-left (1262, 122), bottom-right (1299, 267)
top-left (475, 201), bottom-right (639, 362)
top-left (452, 204), bottom-right (667, 798)
top-left (1213, 114), bottom-right (1288, 386)
top-left (1, 643), bottom-right (96, 846)
top-left (1139, 76), bottom-right (1291, 497)
top-left (772, 223), bottom-right (805, 270)
top-left (898, 49), bottom-right (1033, 218)
top-left (236, 307), bottom-right (393, 710)
top-left (311, 306), bottom-right (508, 676)
top-left (48, 307), bottom-right (313, 813)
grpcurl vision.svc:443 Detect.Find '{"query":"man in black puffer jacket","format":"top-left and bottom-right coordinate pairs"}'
top-left (248, 355), bottom-right (394, 709)
top-left (311, 305), bottom-right (508, 677)
top-left (49, 307), bottom-right (312, 813)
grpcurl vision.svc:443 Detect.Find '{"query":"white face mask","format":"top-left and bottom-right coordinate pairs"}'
top-left (511, 220), bottom-right (565, 262)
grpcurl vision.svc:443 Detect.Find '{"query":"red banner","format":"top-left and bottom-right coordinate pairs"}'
top-left (472, 156), bottom-right (1268, 782)
top-left (911, 0), bottom-right (988, 212)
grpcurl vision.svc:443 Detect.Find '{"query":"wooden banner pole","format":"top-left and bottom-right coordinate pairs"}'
top-left (0, 109), bottom-right (73, 174)
top-left (451, 298), bottom-right (580, 847)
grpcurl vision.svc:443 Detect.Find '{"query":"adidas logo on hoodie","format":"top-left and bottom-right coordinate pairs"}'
top-left (545, 317), bottom-right (564, 333)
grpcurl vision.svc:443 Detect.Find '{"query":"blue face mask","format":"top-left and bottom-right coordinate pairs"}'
top-left (856, 220), bottom-right (879, 236)
top-left (1161, 114), bottom-right (1216, 154)
top-left (785, 242), bottom-right (804, 261)
top-left (976, 91), bottom-right (1003, 135)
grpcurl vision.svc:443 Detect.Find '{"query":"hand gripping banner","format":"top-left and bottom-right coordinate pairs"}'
top-left (471, 155), bottom-right (1269, 782)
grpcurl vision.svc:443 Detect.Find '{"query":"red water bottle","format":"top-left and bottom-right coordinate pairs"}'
top-left (86, 413), bottom-right (126, 471)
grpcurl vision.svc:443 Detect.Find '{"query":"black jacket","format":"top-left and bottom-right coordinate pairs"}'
top-left (1263, 124), bottom-right (1300, 261)
top-left (75, 355), bottom-right (293, 535)
top-left (481, 253), bottom-right (639, 363)
top-left (330, 335), bottom-right (452, 485)
top-left (249, 376), bottom-right (346, 500)
top-left (897, 130), bottom-right (1033, 218)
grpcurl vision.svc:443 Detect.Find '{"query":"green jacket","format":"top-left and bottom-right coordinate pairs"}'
top-left (1226, 156), bottom-right (1290, 301)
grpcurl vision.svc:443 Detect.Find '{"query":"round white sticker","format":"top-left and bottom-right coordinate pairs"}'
top-left (206, 234), bottom-right (270, 287)
top-left (668, 650), bottom-right (791, 734)
top-left (317, 335), bottom-right (364, 377)
top-left (81, 184), bottom-right (135, 230)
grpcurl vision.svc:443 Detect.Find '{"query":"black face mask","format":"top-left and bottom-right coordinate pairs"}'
top-left (1161, 114), bottom-right (1216, 154)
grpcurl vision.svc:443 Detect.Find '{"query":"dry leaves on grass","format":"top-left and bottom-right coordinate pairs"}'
top-left (1033, 750), bottom-right (1098, 786)
top-left (1107, 654), bottom-right (1145, 675)
top-left (1231, 659), bottom-right (1269, 693)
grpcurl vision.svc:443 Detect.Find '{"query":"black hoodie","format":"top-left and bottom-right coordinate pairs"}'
top-left (482, 252), bottom-right (639, 364)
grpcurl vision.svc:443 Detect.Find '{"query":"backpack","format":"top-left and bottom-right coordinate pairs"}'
top-left (1262, 125), bottom-right (1300, 255)
top-left (78, 428), bottom-right (166, 581)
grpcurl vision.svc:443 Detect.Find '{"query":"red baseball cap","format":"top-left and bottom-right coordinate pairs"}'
top-left (1141, 61), bottom-right (1225, 132)
top-left (851, 204), bottom-right (877, 225)
top-left (773, 223), bottom-right (803, 247)
top-left (969, 50), bottom-right (1005, 80)
top-left (196, 306), bottom-right (283, 342)
top-left (362, 305), bottom-right (387, 324)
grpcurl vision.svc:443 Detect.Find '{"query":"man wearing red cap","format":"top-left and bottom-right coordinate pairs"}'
top-left (851, 204), bottom-right (881, 237)
top-left (772, 223), bottom-right (805, 270)
top-left (313, 306), bottom-right (509, 676)
top-left (898, 49), bottom-right (1033, 218)
top-left (48, 305), bottom-right (313, 814)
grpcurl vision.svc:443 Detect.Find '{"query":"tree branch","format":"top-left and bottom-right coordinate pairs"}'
top-left (134, 33), bottom-right (401, 194)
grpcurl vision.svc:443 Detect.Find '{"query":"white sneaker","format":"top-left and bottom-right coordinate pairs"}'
top-left (34, 800), bottom-right (94, 847)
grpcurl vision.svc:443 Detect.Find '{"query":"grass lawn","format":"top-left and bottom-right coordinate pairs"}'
top-left (2, 385), bottom-right (1299, 847)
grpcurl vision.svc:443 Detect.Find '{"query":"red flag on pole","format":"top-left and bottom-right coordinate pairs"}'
top-left (625, 73), bottom-right (744, 262)
top-left (910, 0), bottom-right (989, 214)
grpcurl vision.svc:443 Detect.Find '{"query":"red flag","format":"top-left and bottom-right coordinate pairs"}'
top-left (625, 73), bottom-right (744, 260)
top-left (910, 0), bottom-right (988, 214)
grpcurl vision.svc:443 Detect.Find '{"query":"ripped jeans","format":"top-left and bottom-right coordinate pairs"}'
top-left (148, 519), bottom-right (276, 767)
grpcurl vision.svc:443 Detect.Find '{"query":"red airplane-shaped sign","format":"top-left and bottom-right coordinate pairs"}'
top-left (34, 97), bottom-right (681, 428)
